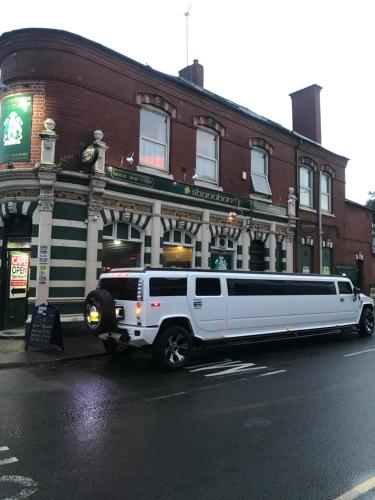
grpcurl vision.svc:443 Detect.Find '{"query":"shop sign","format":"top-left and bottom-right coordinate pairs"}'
top-left (0, 94), bottom-right (33, 163)
top-left (105, 166), bottom-right (288, 217)
top-left (107, 166), bottom-right (155, 188)
top-left (9, 251), bottom-right (29, 299)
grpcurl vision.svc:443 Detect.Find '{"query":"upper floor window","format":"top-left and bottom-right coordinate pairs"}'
top-left (299, 166), bottom-right (313, 207)
top-left (139, 108), bottom-right (169, 171)
top-left (196, 128), bottom-right (218, 184)
top-left (250, 148), bottom-right (271, 196)
top-left (320, 172), bottom-right (332, 212)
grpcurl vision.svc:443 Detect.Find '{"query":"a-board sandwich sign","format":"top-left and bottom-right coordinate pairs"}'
top-left (25, 303), bottom-right (63, 353)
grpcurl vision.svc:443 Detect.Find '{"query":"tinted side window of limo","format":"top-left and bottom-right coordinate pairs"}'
top-left (227, 279), bottom-right (336, 296)
top-left (150, 278), bottom-right (187, 296)
top-left (100, 278), bottom-right (138, 300)
top-left (338, 281), bottom-right (353, 294)
top-left (196, 278), bottom-right (221, 296)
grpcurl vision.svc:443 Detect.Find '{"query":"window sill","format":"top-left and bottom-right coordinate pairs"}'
top-left (137, 165), bottom-right (174, 180)
top-left (299, 206), bottom-right (317, 213)
top-left (193, 179), bottom-right (223, 191)
top-left (322, 211), bottom-right (335, 218)
top-left (249, 194), bottom-right (272, 204)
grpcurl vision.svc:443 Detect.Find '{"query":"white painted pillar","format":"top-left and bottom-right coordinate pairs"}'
top-left (201, 210), bottom-right (210, 269)
top-left (285, 237), bottom-right (294, 272)
top-left (39, 119), bottom-right (57, 165)
top-left (85, 177), bottom-right (106, 295)
top-left (152, 200), bottom-right (162, 267)
top-left (242, 228), bottom-right (250, 270)
top-left (92, 130), bottom-right (109, 175)
top-left (268, 222), bottom-right (276, 272)
top-left (35, 169), bottom-right (56, 305)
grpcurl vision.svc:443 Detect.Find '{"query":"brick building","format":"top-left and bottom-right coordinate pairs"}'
top-left (0, 28), bottom-right (373, 331)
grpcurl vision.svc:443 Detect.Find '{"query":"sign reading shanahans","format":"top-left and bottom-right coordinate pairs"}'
top-left (105, 165), bottom-right (287, 216)
top-left (0, 94), bottom-right (33, 163)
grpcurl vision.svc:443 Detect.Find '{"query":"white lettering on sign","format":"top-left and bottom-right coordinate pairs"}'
top-left (9, 252), bottom-right (29, 299)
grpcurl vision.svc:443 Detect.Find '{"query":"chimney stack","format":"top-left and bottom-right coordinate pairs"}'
top-left (179, 59), bottom-right (204, 87)
top-left (289, 84), bottom-right (322, 144)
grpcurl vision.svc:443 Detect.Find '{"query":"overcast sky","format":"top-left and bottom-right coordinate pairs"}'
top-left (2, 0), bottom-right (374, 204)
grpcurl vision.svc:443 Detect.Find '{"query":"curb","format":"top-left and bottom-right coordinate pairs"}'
top-left (0, 351), bottom-right (109, 371)
top-left (0, 335), bottom-right (26, 340)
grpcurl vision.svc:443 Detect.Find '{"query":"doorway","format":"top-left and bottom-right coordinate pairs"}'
top-left (0, 215), bottom-right (31, 330)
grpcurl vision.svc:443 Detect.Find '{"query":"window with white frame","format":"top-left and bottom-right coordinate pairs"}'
top-left (299, 166), bottom-right (313, 207)
top-left (320, 172), bottom-right (332, 212)
top-left (196, 128), bottom-right (218, 184)
top-left (250, 148), bottom-right (271, 195)
top-left (139, 108), bottom-right (169, 171)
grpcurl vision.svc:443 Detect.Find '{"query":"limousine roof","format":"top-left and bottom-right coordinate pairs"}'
top-left (105, 267), bottom-right (351, 280)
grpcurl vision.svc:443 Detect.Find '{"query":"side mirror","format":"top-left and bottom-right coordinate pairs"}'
top-left (353, 287), bottom-right (360, 300)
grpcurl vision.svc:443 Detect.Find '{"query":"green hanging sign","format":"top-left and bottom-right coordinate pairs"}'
top-left (0, 94), bottom-right (33, 164)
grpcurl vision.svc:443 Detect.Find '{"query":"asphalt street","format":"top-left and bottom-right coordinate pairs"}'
top-left (2, 331), bottom-right (375, 500)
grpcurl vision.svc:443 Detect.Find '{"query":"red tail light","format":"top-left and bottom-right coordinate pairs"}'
top-left (136, 301), bottom-right (142, 319)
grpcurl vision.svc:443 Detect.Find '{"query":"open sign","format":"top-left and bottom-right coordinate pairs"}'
top-left (9, 251), bottom-right (30, 299)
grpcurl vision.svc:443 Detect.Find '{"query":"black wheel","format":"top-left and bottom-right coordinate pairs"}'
top-left (152, 326), bottom-right (192, 370)
top-left (358, 308), bottom-right (375, 337)
top-left (84, 289), bottom-right (116, 335)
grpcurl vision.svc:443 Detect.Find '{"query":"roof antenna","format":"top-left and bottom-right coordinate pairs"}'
top-left (184, 4), bottom-right (192, 66)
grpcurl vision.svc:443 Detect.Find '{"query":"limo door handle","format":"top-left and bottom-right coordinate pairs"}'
top-left (340, 298), bottom-right (345, 302)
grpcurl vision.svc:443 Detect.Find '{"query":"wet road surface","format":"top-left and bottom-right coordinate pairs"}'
top-left (1, 331), bottom-right (375, 499)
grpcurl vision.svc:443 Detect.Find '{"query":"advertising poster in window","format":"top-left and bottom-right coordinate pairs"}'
top-left (0, 94), bottom-right (33, 163)
top-left (9, 251), bottom-right (30, 299)
top-left (211, 252), bottom-right (233, 270)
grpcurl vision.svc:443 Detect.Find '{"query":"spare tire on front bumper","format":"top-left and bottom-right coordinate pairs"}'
top-left (84, 289), bottom-right (116, 335)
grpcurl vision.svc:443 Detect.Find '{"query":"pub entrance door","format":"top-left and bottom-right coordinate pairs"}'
top-left (0, 214), bottom-right (32, 330)
top-left (3, 248), bottom-right (31, 329)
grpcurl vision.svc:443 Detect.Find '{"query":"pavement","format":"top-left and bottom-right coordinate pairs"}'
top-left (0, 332), bottom-right (107, 370)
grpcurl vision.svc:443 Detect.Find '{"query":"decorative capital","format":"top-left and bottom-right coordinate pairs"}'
top-left (38, 198), bottom-right (54, 212)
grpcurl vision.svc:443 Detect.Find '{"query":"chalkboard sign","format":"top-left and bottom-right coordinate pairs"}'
top-left (25, 303), bottom-right (63, 352)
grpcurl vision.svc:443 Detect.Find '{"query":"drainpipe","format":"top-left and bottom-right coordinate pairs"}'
top-left (318, 169), bottom-right (323, 274)
top-left (295, 138), bottom-right (302, 272)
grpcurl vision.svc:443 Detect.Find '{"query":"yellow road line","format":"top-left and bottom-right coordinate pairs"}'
top-left (335, 476), bottom-right (375, 500)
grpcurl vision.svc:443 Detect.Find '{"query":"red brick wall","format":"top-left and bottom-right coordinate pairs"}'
top-left (344, 203), bottom-right (374, 292)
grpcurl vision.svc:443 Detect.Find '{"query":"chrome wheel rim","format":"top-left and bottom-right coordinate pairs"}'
top-left (86, 300), bottom-right (100, 329)
top-left (164, 333), bottom-right (189, 365)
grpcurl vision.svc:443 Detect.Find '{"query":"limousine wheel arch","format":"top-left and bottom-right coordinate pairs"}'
top-left (358, 307), bottom-right (375, 337)
top-left (84, 289), bottom-right (116, 335)
top-left (152, 324), bottom-right (193, 371)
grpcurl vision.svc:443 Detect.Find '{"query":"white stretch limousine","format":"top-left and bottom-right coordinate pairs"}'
top-left (84, 268), bottom-right (374, 370)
